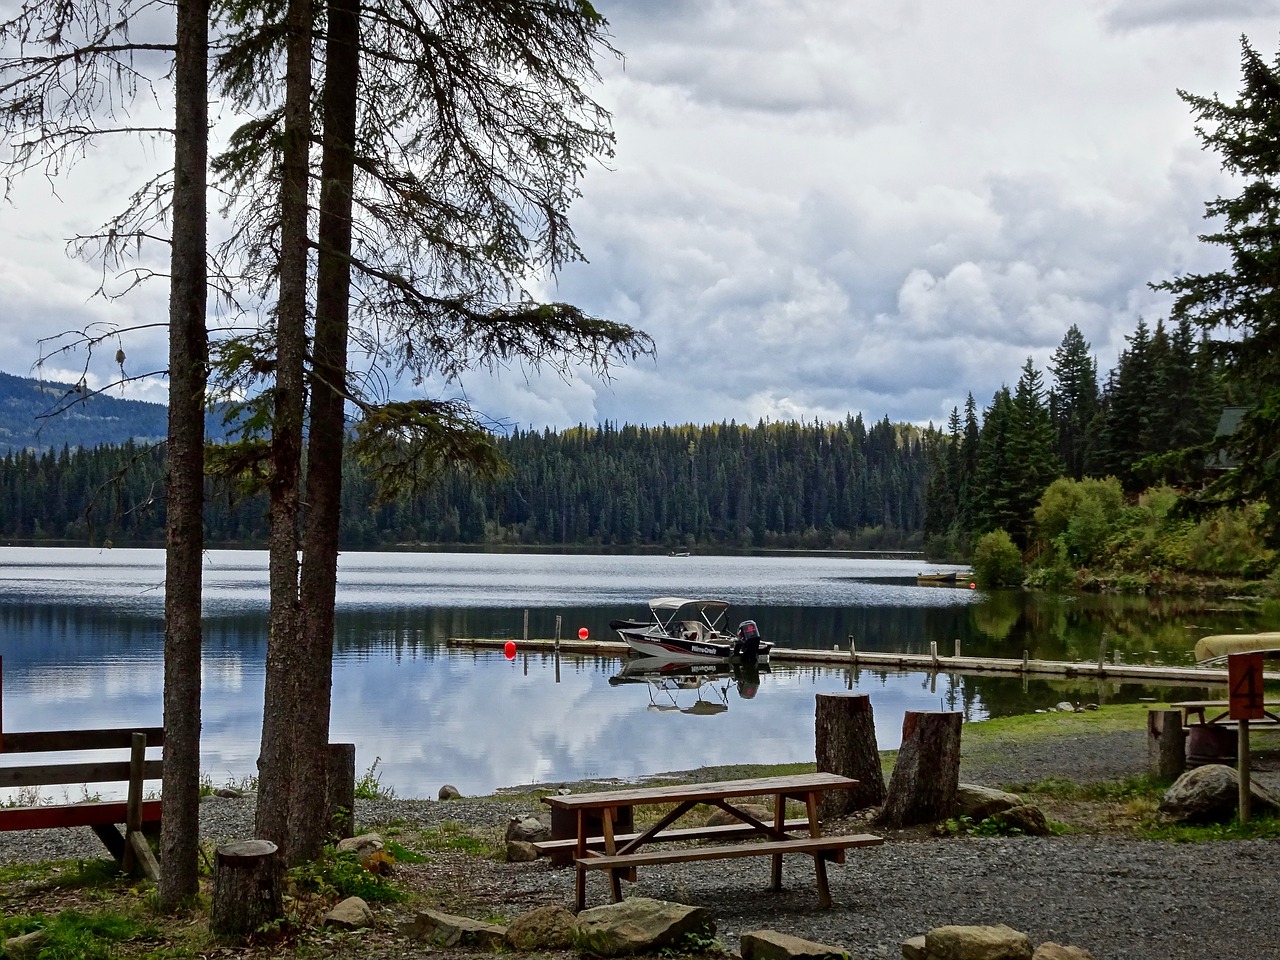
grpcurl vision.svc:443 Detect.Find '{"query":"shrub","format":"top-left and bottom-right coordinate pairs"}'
top-left (972, 529), bottom-right (1024, 586)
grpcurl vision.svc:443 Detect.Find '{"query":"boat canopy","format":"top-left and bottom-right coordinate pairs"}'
top-left (648, 597), bottom-right (731, 614)
top-left (1194, 633), bottom-right (1280, 664)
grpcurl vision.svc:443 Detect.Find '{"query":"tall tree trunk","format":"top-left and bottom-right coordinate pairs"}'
top-left (291, 0), bottom-right (360, 863)
top-left (160, 0), bottom-right (209, 910)
top-left (256, 0), bottom-right (312, 861)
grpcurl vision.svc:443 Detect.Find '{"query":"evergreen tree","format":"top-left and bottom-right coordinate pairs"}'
top-left (1047, 324), bottom-right (1099, 480)
top-left (1154, 38), bottom-right (1280, 543)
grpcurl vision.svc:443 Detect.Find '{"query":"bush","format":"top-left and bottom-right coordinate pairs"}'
top-left (972, 529), bottom-right (1024, 586)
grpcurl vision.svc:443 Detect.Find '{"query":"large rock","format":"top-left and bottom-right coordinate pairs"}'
top-left (573, 897), bottom-right (714, 956)
top-left (506, 815), bottom-right (551, 842)
top-left (506, 840), bottom-right (539, 862)
top-left (3, 930), bottom-right (48, 960)
top-left (1159, 764), bottom-right (1280, 823)
top-left (323, 896), bottom-right (373, 929)
top-left (706, 803), bottom-right (772, 827)
top-left (954, 784), bottom-right (1024, 821)
top-left (399, 909), bottom-right (506, 949)
top-left (991, 804), bottom-right (1052, 836)
top-left (1032, 944), bottom-right (1095, 960)
top-left (923, 924), bottom-right (1033, 960)
top-left (740, 928), bottom-right (848, 960)
top-left (505, 905), bottom-right (577, 950)
top-left (336, 833), bottom-right (384, 859)
top-left (438, 784), bottom-right (462, 800)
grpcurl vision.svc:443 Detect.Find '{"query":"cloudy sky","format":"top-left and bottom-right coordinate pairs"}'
top-left (2, 0), bottom-right (1279, 431)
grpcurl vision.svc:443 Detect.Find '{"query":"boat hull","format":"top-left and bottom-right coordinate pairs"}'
top-left (610, 622), bottom-right (772, 663)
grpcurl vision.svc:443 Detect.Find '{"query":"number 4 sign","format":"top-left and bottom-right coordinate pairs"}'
top-left (1229, 652), bottom-right (1265, 721)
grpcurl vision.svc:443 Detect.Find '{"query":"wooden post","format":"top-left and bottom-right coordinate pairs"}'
top-left (122, 732), bottom-right (146, 875)
top-left (875, 710), bottom-right (962, 829)
top-left (1239, 718), bottom-right (1252, 824)
top-left (814, 693), bottom-right (886, 817)
top-left (327, 743), bottom-right (357, 840)
top-left (1146, 709), bottom-right (1186, 780)
top-left (523, 609), bottom-right (529, 642)
top-left (210, 840), bottom-right (282, 942)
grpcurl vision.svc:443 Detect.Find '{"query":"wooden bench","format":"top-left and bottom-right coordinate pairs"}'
top-left (0, 658), bottom-right (162, 879)
top-left (578, 833), bottom-right (883, 871)
top-left (543, 772), bottom-right (883, 910)
top-left (532, 817), bottom-right (815, 859)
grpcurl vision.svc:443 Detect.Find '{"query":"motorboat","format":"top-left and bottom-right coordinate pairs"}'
top-left (916, 571), bottom-right (974, 586)
top-left (608, 597), bottom-right (772, 663)
top-left (608, 657), bottom-right (767, 713)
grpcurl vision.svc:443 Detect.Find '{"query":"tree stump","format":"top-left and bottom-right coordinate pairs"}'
top-left (1146, 709), bottom-right (1186, 780)
top-left (875, 710), bottom-right (962, 828)
top-left (815, 693), bottom-right (886, 817)
top-left (327, 742), bottom-right (357, 841)
top-left (210, 839), bottom-right (282, 942)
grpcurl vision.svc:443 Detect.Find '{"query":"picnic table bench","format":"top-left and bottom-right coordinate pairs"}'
top-left (0, 656), bottom-right (162, 879)
top-left (542, 771), bottom-right (882, 911)
top-left (1169, 699), bottom-right (1280, 766)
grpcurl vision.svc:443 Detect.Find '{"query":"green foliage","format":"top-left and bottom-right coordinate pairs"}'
top-left (1141, 815), bottom-right (1280, 842)
top-left (353, 757), bottom-right (396, 801)
top-left (0, 909), bottom-right (153, 960)
top-left (287, 849), bottom-right (405, 904)
top-left (972, 529), bottom-right (1024, 586)
top-left (656, 929), bottom-right (730, 957)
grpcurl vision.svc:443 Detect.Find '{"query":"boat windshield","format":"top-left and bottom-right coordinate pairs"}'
top-left (648, 597), bottom-right (731, 632)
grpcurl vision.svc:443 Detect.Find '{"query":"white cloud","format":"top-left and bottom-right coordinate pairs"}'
top-left (2, 0), bottom-right (1276, 429)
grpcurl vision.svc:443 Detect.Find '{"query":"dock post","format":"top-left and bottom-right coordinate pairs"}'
top-left (555, 615), bottom-right (562, 650)
top-left (523, 609), bottom-right (529, 642)
top-left (930, 641), bottom-right (938, 668)
top-left (954, 638), bottom-right (961, 658)
top-left (1240, 718), bottom-right (1252, 823)
top-left (848, 635), bottom-right (857, 666)
top-left (1022, 650), bottom-right (1030, 673)
top-left (1098, 632), bottom-right (1109, 665)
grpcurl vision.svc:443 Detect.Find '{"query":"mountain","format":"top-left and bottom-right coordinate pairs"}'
top-left (0, 370), bottom-right (173, 453)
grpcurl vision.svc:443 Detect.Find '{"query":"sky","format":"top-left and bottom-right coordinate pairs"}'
top-left (2, 0), bottom-right (1279, 432)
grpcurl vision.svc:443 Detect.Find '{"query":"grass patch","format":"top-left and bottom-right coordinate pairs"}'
top-left (1008, 774), bottom-right (1166, 802)
top-left (405, 821), bottom-right (500, 857)
top-left (1140, 816), bottom-right (1280, 841)
top-left (0, 909), bottom-right (156, 960)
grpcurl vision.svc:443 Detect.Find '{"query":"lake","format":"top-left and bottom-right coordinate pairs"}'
top-left (0, 546), bottom-right (1265, 798)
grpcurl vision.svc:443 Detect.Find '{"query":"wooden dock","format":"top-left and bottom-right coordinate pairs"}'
top-left (446, 636), bottom-right (1279, 686)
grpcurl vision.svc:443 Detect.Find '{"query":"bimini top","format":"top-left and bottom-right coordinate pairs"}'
top-left (648, 597), bottom-right (731, 613)
top-left (1194, 632), bottom-right (1280, 664)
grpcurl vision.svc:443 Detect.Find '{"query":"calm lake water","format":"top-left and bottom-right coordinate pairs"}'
top-left (0, 546), bottom-right (1269, 798)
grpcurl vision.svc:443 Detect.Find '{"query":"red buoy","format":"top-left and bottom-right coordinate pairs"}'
top-left (503, 640), bottom-right (516, 659)
top-left (578, 627), bottom-right (589, 640)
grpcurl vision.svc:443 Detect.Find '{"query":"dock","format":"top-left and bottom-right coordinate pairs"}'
top-left (446, 636), bottom-right (1280, 686)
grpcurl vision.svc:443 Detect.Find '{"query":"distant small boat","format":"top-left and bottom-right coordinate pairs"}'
top-left (916, 571), bottom-right (973, 586)
top-left (669, 550), bottom-right (691, 557)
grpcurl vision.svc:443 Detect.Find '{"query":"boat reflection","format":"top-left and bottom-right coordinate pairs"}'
top-left (607, 657), bottom-right (767, 715)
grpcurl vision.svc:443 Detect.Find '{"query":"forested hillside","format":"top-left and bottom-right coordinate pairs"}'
top-left (0, 370), bottom-right (171, 452)
top-left (0, 416), bottom-right (929, 549)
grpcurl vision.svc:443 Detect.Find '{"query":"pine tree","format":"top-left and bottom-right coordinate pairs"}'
top-left (1154, 38), bottom-right (1280, 544)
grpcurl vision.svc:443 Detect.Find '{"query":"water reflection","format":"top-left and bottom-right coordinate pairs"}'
top-left (608, 658), bottom-right (766, 715)
top-left (1, 546), bottom-right (1269, 797)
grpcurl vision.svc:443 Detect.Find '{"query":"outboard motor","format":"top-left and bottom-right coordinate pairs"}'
top-left (735, 619), bottom-right (762, 660)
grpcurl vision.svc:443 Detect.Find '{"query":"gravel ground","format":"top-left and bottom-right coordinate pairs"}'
top-left (5, 726), bottom-right (1280, 960)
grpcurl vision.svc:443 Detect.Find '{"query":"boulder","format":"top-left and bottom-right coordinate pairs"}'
top-left (399, 909), bottom-right (506, 949)
top-left (505, 905), bottom-right (577, 950)
top-left (902, 934), bottom-right (928, 960)
top-left (3, 930), bottom-right (49, 960)
top-left (438, 784), bottom-right (461, 801)
top-left (1032, 944), bottom-right (1095, 960)
top-left (923, 924), bottom-right (1033, 960)
top-left (573, 897), bottom-right (714, 956)
top-left (991, 804), bottom-right (1052, 836)
top-left (954, 784), bottom-right (1023, 821)
top-left (506, 840), bottom-right (539, 862)
top-left (740, 928), bottom-right (848, 960)
top-left (706, 803), bottom-right (772, 827)
top-left (336, 833), bottom-right (384, 859)
top-left (1159, 764), bottom-right (1280, 823)
top-left (506, 815), bottom-right (551, 842)
top-left (323, 896), bottom-right (373, 929)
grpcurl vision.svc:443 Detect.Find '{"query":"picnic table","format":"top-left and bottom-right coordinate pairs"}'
top-left (542, 771), bottom-right (882, 911)
top-left (1171, 700), bottom-right (1280, 726)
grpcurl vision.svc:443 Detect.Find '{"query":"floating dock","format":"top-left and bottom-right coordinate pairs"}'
top-left (446, 636), bottom-right (1280, 686)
